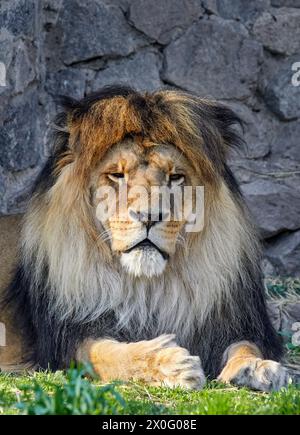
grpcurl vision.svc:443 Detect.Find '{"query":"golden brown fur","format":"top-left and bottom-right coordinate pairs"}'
top-left (76, 335), bottom-right (204, 388)
top-left (218, 342), bottom-right (290, 392)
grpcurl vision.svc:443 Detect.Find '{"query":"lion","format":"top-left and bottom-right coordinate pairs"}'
top-left (0, 86), bottom-right (291, 391)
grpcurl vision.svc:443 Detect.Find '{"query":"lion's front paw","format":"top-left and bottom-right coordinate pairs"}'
top-left (218, 357), bottom-right (291, 392)
top-left (153, 344), bottom-right (205, 390)
top-left (129, 334), bottom-right (205, 390)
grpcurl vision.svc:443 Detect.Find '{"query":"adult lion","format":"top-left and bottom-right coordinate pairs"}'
top-left (0, 86), bottom-right (290, 391)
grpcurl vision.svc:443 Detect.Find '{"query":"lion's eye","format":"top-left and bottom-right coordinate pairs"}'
top-left (108, 173), bottom-right (125, 182)
top-left (169, 174), bottom-right (185, 185)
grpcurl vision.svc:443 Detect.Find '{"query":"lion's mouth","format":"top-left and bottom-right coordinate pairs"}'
top-left (124, 239), bottom-right (169, 260)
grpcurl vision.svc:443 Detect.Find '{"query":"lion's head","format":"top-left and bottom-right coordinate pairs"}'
top-left (22, 86), bottom-right (258, 339)
top-left (92, 137), bottom-right (204, 278)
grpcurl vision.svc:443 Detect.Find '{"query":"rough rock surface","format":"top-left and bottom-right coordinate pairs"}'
top-left (129, 0), bottom-right (204, 44)
top-left (54, 0), bottom-right (148, 65)
top-left (0, 0), bottom-right (299, 276)
top-left (271, 1), bottom-right (300, 6)
top-left (253, 8), bottom-right (300, 55)
top-left (241, 179), bottom-right (300, 238)
top-left (214, 0), bottom-right (270, 22)
top-left (91, 49), bottom-right (163, 92)
top-left (260, 56), bottom-right (300, 120)
top-left (265, 231), bottom-right (300, 276)
top-left (163, 16), bottom-right (263, 99)
top-left (268, 298), bottom-right (300, 340)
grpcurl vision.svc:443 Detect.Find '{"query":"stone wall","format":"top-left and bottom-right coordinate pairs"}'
top-left (0, 0), bottom-right (299, 276)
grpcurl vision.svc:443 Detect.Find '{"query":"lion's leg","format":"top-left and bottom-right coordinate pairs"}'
top-left (218, 341), bottom-right (291, 392)
top-left (76, 334), bottom-right (205, 389)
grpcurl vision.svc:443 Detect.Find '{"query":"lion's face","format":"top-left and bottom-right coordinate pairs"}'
top-left (91, 138), bottom-right (200, 278)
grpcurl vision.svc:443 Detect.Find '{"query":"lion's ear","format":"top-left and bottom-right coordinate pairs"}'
top-left (191, 99), bottom-right (245, 169)
top-left (50, 95), bottom-right (83, 153)
top-left (181, 97), bottom-right (246, 176)
top-left (209, 103), bottom-right (245, 151)
top-left (54, 95), bottom-right (81, 111)
top-left (51, 95), bottom-right (79, 135)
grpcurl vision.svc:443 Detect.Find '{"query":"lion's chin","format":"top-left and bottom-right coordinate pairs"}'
top-left (120, 248), bottom-right (167, 278)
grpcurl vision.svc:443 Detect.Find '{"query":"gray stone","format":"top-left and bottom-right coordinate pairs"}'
top-left (268, 299), bottom-right (300, 335)
top-left (285, 302), bottom-right (300, 324)
top-left (253, 8), bottom-right (300, 55)
top-left (265, 230), bottom-right (300, 276)
top-left (43, 0), bottom-right (67, 28)
top-left (0, 92), bottom-right (40, 171)
top-left (45, 68), bottom-right (95, 100)
top-left (241, 178), bottom-right (300, 237)
top-left (271, 119), bottom-right (300, 161)
top-left (262, 258), bottom-right (277, 277)
top-left (1, 166), bottom-right (43, 215)
top-left (202, 0), bottom-right (218, 15)
top-left (129, 0), bottom-right (203, 44)
top-left (267, 302), bottom-right (281, 331)
top-left (216, 0), bottom-right (270, 22)
top-left (92, 49), bottom-right (163, 92)
top-left (56, 0), bottom-right (147, 65)
top-left (37, 99), bottom-right (59, 158)
top-left (230, 157), bottom-right (300, 183)
top-left (0, 0), bottom-right (36, 39)
top-left (163, 16), bottom-right (263, 99)
top-left (271, 0), bottom-right (300, 7)
top-left (10, 40), bottom-right (36, 95)
top-left (262, 59), bottom-right (300, 121)
top-left (0, 36), bottom-right (36, 97)
top-left (102, 0), bottom-right (134, 11)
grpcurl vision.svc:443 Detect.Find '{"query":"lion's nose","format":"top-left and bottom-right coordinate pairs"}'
top-left (128, 209), bottom-right (169, 229)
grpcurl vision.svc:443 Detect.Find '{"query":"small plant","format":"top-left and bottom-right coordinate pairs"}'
top-left (279, 327), bottom-right (300, 366)
top-left (265, 277), bottom-right (300, 298)
top-left (286, 341), bottom-right (300, 366)
top-left (16, 364), bottom-right (125, 415)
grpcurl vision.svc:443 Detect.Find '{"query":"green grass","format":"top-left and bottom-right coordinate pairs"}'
top-left (0, 277), bottom-right (299, 415)
top-left (0, 365), bottom-right (299, 415)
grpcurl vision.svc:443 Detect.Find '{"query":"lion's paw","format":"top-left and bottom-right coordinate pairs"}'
top-left (218, 357), bottom-right (292, 392)
top-left (129, 334), bottom-right (205, 390)
top-left (154, 345), bottom-right (205, 390)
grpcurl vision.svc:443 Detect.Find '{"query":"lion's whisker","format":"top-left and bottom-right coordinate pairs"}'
top-left (98, 229), bottom-right (112, 243)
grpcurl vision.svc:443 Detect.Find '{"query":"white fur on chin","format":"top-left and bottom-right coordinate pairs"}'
top-left (120, 248), bottom-right (167, 278)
